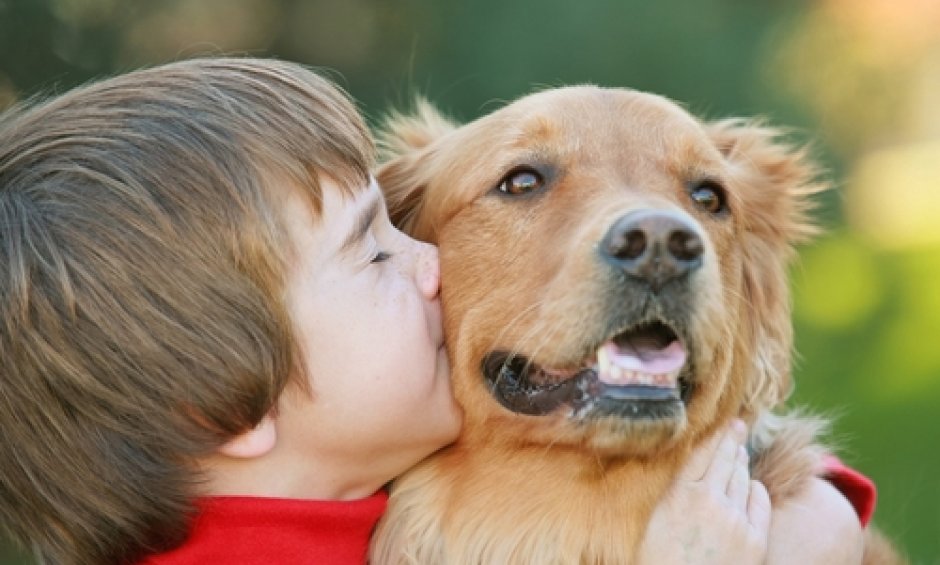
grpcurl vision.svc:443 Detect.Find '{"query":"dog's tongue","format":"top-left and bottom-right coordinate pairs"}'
top-left (599, 339), bottom-right (687, 375)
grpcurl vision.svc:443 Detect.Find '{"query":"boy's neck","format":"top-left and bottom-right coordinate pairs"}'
top-left (199, 450), bottom-right (385, 501)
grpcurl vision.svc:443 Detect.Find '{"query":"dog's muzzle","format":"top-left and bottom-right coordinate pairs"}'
top-left (480, 209), bottom-right (703, 421)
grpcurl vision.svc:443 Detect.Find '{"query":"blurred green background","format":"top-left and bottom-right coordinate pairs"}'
top-left (1, 0), bottom-right (938, 563)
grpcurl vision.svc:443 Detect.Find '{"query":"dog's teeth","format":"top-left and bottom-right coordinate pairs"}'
top-left (597, 347), bottom-right (681, 388)
top-left (612, 365), bottom-right (624, 383)
top-left (597, 346), bottom-right (611, 376)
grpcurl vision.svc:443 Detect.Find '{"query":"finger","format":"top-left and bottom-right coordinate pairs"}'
top-left (677, 427), bottom-right (727, 481)
top-left (701, 427), bottom-right (745, 487)
top-left (746, 479), bottom-right (772, 535)
top-left (726, 445), bottom-right (751, 507)
top-left (729, 417), bottom-right (748, 444)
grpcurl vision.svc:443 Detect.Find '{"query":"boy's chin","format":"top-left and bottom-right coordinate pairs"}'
top-left (436, 343), bottom-right (450, 369)
top-left (419, 397), bottom-right (463, 453)
top-left (432, 346), bottom-right (454, 389)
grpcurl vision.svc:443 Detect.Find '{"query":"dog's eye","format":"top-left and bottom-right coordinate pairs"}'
top-left (689, 180), bottom-right (728, 214)
top-left (497, 168), bottom-right (544, 196)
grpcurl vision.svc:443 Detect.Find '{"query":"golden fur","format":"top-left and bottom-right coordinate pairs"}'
top-left (370, 86), bottom-right (901, 564)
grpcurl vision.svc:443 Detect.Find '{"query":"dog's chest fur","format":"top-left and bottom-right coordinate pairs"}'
top-left (373, 441), bottom-right (687, 564)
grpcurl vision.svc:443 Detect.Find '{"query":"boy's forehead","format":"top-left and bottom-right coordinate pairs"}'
top-left (273, 170), bottom-right (376, 213)
top-left (326, 175), bottom-right (382, 211)
top-left (336, 178), bottom-right (384, 247)
top-left (291, 175), bottom-right (384, 250)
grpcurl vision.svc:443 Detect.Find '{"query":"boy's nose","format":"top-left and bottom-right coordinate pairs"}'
top-left (415, 242), bottom-right (441, 299)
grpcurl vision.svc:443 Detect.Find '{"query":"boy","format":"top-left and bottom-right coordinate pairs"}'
top-left (0, 57), bottom-right (456, 564)
top-left (0, 58), bottom-right (863, 564)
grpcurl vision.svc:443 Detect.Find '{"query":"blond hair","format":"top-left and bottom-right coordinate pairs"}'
top-left (0, 57), bottom-right (373, 564)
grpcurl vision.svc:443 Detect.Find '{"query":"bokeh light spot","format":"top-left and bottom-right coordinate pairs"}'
top-left (848, 142), bottom-right (940, 250)
top-left (794, 234), bottom-right (882, 329)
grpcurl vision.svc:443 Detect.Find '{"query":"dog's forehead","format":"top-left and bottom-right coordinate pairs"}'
top-left (457, 86), bottom-right (719, 175)
top-left (489, 87), bottom-right (709, 151)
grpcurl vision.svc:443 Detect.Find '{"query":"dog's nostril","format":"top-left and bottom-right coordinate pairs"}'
top-left (607, 229), bottom-right (647, 260)
top-left (668, 230), bottom-right (703, 262)
top-left (623, 230), bottom-right (647, 260)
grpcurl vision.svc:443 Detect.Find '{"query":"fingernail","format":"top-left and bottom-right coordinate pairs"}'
top-left (730, 418), bottom-right (747, 441)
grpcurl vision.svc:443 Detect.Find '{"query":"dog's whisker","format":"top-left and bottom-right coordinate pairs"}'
top-left (485, 298), bottom-right (548, 355)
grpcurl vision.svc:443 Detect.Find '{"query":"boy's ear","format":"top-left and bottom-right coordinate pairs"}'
top-left (217, 413), bottom-right (277, 459)
top-left (704, 119), bottom-right (828, 416)
top-left (376, 98), bottom-right (458, 240)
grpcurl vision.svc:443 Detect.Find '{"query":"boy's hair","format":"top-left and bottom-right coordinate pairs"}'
top-left (0, 57), bottom-right (373, 564)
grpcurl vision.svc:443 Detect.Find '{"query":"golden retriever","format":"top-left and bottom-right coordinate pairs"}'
top-left (370, 86), bottom-right (900, 564)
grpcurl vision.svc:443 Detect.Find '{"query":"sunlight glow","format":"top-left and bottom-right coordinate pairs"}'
top-left (848, 142), bottom-right (940, 249)
top-left (794, 234), bottom-right (883, 329)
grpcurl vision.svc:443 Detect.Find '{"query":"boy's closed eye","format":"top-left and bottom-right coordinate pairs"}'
top-left (372, 251), bottom-right (392, 263)
top-left (340, 192), bottom-right (382, 255)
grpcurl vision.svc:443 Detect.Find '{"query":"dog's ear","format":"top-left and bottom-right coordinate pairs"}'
top-left (376, 98), bottom-right (458, 239)
top-left (705, 119), bottom-right (828, 416)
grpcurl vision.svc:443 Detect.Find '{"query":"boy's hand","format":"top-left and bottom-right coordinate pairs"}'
top-left (636, 420), bottom-right (771, 565)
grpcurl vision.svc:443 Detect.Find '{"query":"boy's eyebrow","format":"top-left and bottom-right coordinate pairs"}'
top-left (340, 193), bottom-right (382, 253)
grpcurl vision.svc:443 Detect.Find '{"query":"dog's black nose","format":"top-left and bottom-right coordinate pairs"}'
top-left (600, 210), bottom-right (703, 292)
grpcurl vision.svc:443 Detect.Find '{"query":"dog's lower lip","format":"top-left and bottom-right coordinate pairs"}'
top-left (481, 351), bottom-right (692, 416)
top-left (599, 384), bottom-right (680, 402)
top-left (480, 352), bottom-right (589, 415)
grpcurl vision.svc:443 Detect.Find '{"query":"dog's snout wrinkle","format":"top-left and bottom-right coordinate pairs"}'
top-left (601, 210), bottom-right (703, 292)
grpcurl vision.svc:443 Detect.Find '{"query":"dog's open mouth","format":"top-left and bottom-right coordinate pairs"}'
top-left (481, 320), bottom-right (693, 418)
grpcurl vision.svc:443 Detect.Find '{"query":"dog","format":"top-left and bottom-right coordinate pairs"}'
top-left (370, 86), bottom-right (901, 564)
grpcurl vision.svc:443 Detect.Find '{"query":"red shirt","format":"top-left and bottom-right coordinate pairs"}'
top-left (822, 455), bottom-right (877, 527)
top-left (140, 461), bottom-right (875, 564)
top-left (141, 492), bottom-right (388, 565)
